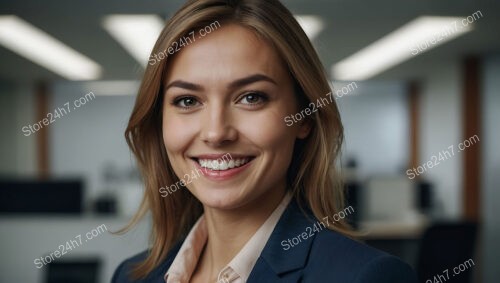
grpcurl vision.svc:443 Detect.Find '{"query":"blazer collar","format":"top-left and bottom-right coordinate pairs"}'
top-left (248, 198), bottom-right (318, 281)
top-left (149, 242), bottom-right (182, 283)
top-left (158, 198), bottom-right (317, 282)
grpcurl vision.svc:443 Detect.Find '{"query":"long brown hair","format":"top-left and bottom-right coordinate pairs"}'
top-left (121, 0), bottom-right (350, 279)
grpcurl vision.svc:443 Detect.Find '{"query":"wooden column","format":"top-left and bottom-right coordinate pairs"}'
top-left (463, 57), bottom-right (481, 221)
top-left (408, 81), bottom-right (420, 172)
top-left (35, 82), bottom-right (50, 179)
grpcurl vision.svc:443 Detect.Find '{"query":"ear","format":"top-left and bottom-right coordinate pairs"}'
top-left (296, 118), bottom-right (313, 139)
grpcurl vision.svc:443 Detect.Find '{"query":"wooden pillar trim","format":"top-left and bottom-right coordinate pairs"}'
top-left (463, 57), bottom-right (481, 221)
top-left (35, 82), bottom-right (50, 179)
top-left (408, 81), bottom-right (420, 172)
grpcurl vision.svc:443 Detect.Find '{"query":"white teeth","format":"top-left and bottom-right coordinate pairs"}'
top-left (198, 157), bottom-right (251, 170)
top-left (220, 161), bottom-right (228, 170)
top-left (212, 160), bottom-right (219, 170)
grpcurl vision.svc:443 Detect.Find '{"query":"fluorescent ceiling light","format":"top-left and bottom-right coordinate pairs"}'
top-left (0, 15), bottom-right (102, 80)
top-left (295, 15), bottom-right (324, 40)
top-left (102, 15), bottom-right (164, 67)
top-left (332, 16), bottom-right (473, 81)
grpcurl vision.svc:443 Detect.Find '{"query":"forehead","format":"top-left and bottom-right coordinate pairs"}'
top-left (164, 24), bottom-right (289, 85)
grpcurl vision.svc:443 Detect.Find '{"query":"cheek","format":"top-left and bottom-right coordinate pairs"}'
top-left (239, 108), bottom-right (297, 154)
top-left (162, 113), bottom-right (198, 154)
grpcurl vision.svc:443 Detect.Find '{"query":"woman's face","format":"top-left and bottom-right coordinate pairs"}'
top-left (162, 24), bottom-right (310, 210)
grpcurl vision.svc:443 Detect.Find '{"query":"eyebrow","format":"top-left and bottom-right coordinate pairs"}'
top-left (164, 74), bottom-right (277, 92)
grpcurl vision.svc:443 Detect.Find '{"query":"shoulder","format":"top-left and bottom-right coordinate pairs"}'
top-left (111, 251), bottom-right (148, 283)
top-left (303, 228), bottom-right (417, 283)
top-left (261, 198), bottom-right (417, 282)
top-left (111, 242), bottom-right (182, 283)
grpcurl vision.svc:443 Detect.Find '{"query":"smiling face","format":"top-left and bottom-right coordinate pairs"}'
top-left (162, 24), bottom-right (310, 210)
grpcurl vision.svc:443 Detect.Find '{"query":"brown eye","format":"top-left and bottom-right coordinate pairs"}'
top-left (238, 92), bottom-right (268, 105)
top-left (174, 96), bottom-right (200, 108)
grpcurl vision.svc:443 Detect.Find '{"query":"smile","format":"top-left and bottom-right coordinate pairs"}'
top-left (198, 157), bottom-right (252, 171)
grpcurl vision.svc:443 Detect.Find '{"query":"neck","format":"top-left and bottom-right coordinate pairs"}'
top-left (200, 184), bottom-right (287, 280)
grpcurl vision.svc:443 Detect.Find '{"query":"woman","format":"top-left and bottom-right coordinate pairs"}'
top-left (112, 0), bottom-right (418, 282)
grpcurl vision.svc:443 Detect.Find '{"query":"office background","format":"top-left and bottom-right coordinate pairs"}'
top-left (0, 0), bottom-right (499, 282)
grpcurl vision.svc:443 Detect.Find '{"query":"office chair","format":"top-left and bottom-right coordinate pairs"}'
top-left (416, 221), bottom-right (477, 283)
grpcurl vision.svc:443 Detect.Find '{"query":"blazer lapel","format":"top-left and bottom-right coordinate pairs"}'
top-left (147, 242), bottom-right (183, 283)
top-left (247, 199), bottom-right (318, 282)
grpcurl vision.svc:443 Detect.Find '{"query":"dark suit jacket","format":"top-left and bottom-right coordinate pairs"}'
top-left (112, 198), bottom-right (418, 282)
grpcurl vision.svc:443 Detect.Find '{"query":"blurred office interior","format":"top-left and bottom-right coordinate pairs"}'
top-left (0, 0), bottom-right (499, 282)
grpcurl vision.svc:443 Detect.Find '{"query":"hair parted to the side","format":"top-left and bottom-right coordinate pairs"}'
top-left (120, 0), bottom-right (351, 279)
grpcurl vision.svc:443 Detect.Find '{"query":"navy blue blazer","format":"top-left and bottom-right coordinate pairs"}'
top-left (112, 199), bottom-right (418, 282)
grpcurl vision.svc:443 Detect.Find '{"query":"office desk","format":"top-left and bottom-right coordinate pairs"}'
top-left (357, 217), bottom-right (429, 267)
top-left (358, 217), bottom-right (429, 240)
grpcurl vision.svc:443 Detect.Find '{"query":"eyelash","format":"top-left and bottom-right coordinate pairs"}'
top-left (171, 91), bottom-right (268, 110)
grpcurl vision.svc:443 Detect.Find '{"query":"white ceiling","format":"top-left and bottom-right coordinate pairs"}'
top-left (0, 0), bottom-right (499, 83)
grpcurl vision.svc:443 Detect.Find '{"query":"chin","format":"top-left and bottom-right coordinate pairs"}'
top-left (190, 184), bottom-right (256, 210)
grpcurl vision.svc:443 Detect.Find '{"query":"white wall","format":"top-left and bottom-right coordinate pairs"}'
top-left (481, 54), bottom-right (500, 283)
top-left (336, 81), bottom-right (409, 178)
top-left (419, 59), bottom-right (463, 219)
top-left (0, 83), bottom-right (37, 175)
top-left (50, 81), bottom-right (139, 207)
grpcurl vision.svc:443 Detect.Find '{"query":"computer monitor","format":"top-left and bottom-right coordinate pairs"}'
top-left (45, 258), bottom-right (100, 283)
top-left (0, 179), bottom-right (83, 214)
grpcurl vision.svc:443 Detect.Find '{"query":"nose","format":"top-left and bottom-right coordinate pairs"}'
top-left (200, 103), bottom-right (237, 146)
